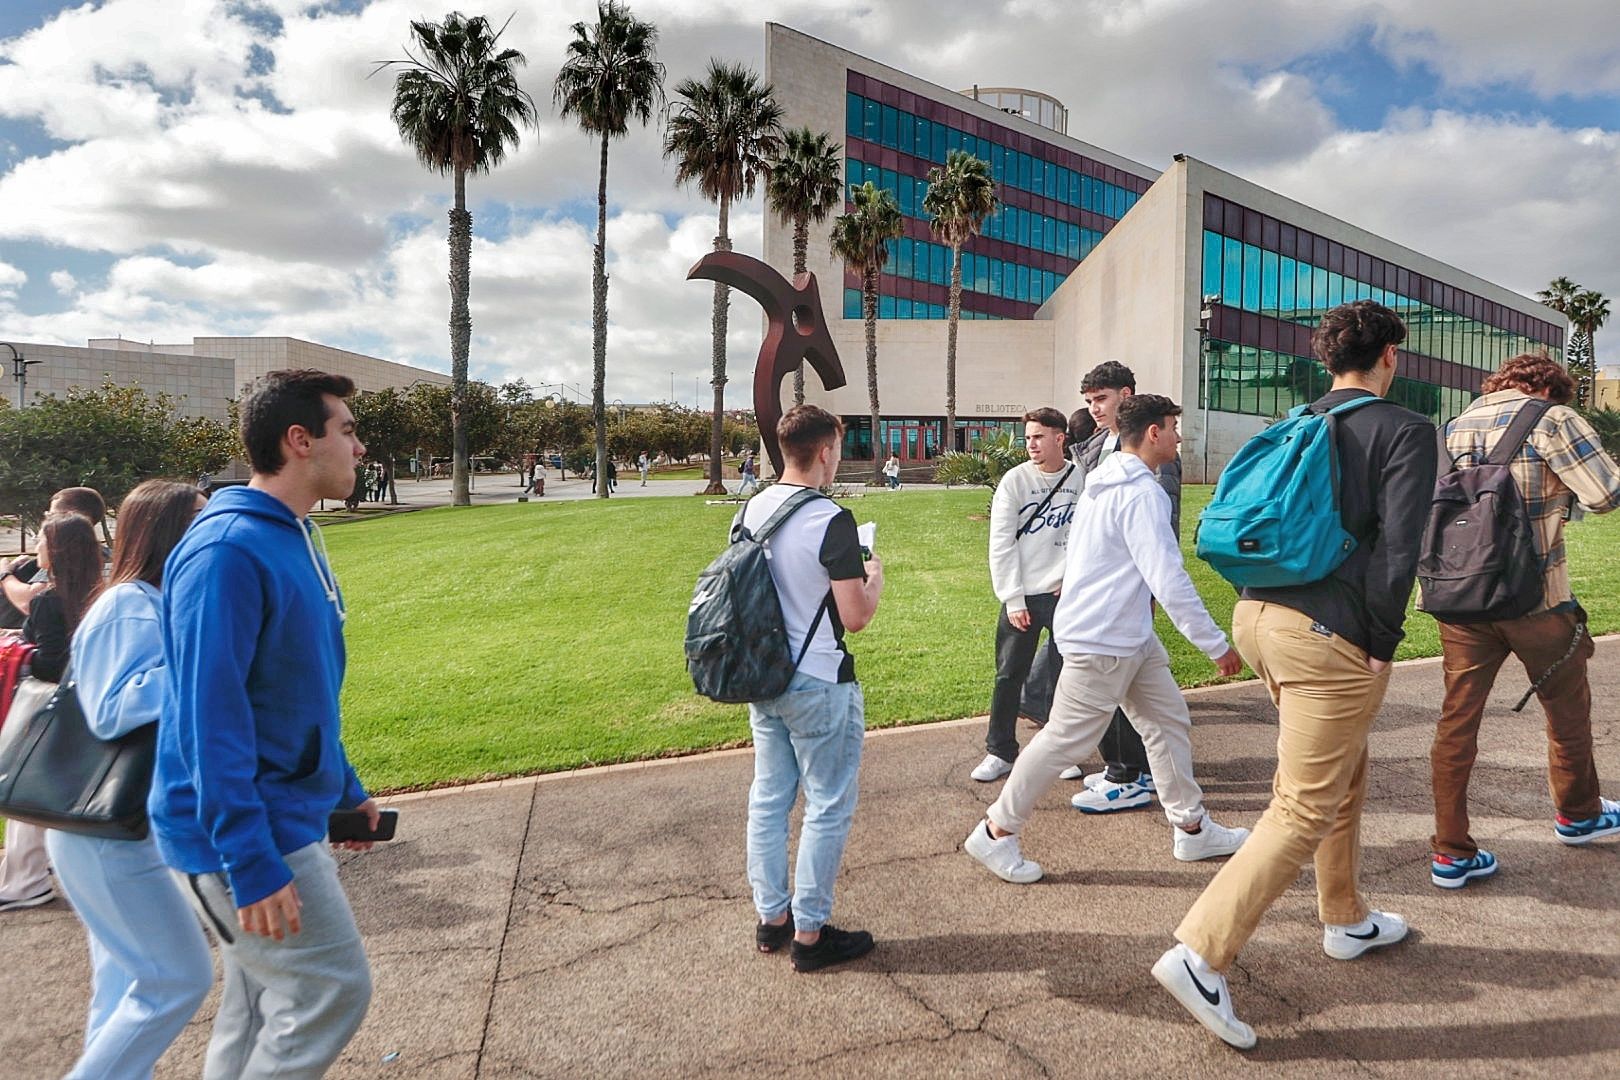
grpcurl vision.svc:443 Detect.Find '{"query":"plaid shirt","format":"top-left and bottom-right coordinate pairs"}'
top-left (1443, 389), bottom-right (1620, 610)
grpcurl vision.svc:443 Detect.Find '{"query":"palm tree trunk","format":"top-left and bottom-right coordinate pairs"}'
top-left (946, 244), bottom-right (962, 456)
top-left (449, 167), bottom-right (472, 507)
top-left (792, 214), bottom-right (809, 405)
top-left (593, 132), bottom-right (611, 499)
top-left (864, 266), bottom-right (882, 486)
top-left (705, 195), bottom-right (732, 496)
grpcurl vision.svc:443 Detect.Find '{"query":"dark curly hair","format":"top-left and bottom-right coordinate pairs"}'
top-left (1022, 407), bottom-right (1067, 432)
top-left (1482, 352), bottom-right (1575, 405)
top-left (1117, 394), bottom-right (1182, 449)
top-left (1312, 300), bottom-right (1407, 376)
top-left (1081, 361), bottom-right (1136, 394)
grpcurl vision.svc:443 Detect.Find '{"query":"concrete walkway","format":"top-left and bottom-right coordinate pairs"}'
top-left (3, 643), bottom-right (1617, 1078)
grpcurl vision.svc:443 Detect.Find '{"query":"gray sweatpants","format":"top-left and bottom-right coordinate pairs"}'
top-left (177, 841), bottom-right (372, 1079)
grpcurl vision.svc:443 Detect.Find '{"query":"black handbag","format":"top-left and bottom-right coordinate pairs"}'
top-left (0, 676), bottom-right (155, 841)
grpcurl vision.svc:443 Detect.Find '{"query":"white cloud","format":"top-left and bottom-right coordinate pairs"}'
top-left (49, 270), bottom-right (77, 295)
top-left (0, 260), bottom-right (24, 299)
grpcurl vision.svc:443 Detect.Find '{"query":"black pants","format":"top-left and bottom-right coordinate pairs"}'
top-left (986, 594), bottom-right (1060, 761)
top-left (1007, 612), bottom-right (1149, 779)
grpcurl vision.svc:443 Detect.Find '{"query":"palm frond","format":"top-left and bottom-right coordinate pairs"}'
top-left (663, 59), bottom-right (784, 205)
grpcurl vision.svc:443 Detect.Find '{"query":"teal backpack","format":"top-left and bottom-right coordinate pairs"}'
top-left (1195, 396), bottom-right (1389, 589)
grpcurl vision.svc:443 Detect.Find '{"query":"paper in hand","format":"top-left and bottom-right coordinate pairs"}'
top-left (857, 522), bottom-right (876, 557)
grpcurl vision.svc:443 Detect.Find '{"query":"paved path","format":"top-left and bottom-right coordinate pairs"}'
top-left (4, 643), bottom-right (1617, 1078)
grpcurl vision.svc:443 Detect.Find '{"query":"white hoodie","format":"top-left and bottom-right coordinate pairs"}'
top-left (988, 459), bottom-right (1082, 613)
top-left (1053, 452), bottom-right (1229, 660)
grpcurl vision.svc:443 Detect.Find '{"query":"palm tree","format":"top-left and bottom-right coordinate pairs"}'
top-left (379, 12), bottom-right (537, 507)
top-left (1570, 290), bottom-right (1610, 408)
top-left (554, 1), bottom-right (665, 499)
top-left (830, 181), bottom-right (904, 486)
top-left (664, 61), bottom-right (784, 495)
top-left (765, 127), bottom-right (843, 405)
top-left (922, 150), bottom-right (998, 454)
top-left (1537, 276), bottom-right (1580, 316)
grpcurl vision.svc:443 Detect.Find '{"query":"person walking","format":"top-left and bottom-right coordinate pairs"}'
top-left (1156, 301), bottom-right (1438, 1050)
top-left (743, 405), bottom-right (884, 973)
top-left (0, 511), bottom-right (103, 913)
top-left (638, 451), bottom-right (650, 486)
top-left (45, 481), bottom-right (214, 1079)
top-left (971, 408), bottom-right (1081, 781)
top-left (882, 453), bottom-right (901, 490)
top-left (1425, 353), bottom-right (1620, 886)
top-left (151, 369), bottom-right (383, 1077)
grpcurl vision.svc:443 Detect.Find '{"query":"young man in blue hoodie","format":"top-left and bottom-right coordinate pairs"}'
top-left (152, 369), bottom-right (379, 1078)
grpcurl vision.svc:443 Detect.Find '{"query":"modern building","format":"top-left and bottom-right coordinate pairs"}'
top-left (764, 24), bottom-right (1568, 480)
top-left (1594, 366), bottom-right (1620, 412)
top-left (2, 335), bottom-right (449, 420)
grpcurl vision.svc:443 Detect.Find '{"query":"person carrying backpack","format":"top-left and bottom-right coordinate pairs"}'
top-left (1156, 301), bottom-right (1438, 1050)
top-left (722, 405), bottom-right (883, 973)
top-left (1422, 354), bottom-right (1620, 888)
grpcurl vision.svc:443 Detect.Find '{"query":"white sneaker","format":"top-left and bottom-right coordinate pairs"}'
top-left (970, 754), bottom-right (1013, 782)
top-left (1152, 943), bottom-right (1256, 1049)
top-left (0, 887), bottom-right (56, 913)
top-left (963, 821), bottom-right (1043, 883)
top-left (1322, 910), bottom-right (1409, 960)
top-left (1173, 817), bottom-right (1250, 862)
top-left (1083, 769), bottom-right (1156, 793)
top-left (1071, 780), bottom-right (1154, 814)
top-left (1058, 765), bottom-right (1086, 781)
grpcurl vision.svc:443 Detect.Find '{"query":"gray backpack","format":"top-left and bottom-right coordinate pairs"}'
top-left (686, 488), bottom-right (831, 704)
top-left (1417, 399), bottom-right (1550, 624)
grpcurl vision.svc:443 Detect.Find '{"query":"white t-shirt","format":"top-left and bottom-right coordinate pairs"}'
top-left (740, 484), bottom-right (866, 684)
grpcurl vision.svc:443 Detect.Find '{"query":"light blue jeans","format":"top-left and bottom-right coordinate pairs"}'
top-left (746, 670), bottom-right (866, 933)
top-left (45, 830), bottom-right (213, 1080)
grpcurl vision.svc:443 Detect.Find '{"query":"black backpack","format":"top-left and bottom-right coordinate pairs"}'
top-left (1417, 399), bottom-right (1551, 624)
top-left (686, 488), bottom-right (832, 704)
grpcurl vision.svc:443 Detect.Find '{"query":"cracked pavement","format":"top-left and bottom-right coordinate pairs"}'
top-left (2, 640), bottom-right (1618, 1078)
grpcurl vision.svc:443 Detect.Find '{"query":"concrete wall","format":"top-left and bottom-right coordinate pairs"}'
top-left (1594, 373), bottom-right (1620, 412)
top-left (194, 337), bottom-right (450, 396)
top-left (4, 340), bottom-right (234, 419)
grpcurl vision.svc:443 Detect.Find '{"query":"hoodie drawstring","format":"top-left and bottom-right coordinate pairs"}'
top-left (302, 517), bottom-right (346, 624)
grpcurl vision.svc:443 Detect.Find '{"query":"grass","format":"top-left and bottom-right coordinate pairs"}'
top-left (320, 485), bottom-right (1620, 792)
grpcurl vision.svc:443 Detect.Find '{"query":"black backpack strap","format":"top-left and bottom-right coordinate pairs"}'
top-left (1436, 420), bottom-right (1457, 473)
top-left (735, 486), bottom-right (826, 543)
top-left (1484, 398), bottom-right (1553, 468)
top-left (792, 589), bottom-right (834, 672)
top-left (1017, 464), bottom-right (1076, 538)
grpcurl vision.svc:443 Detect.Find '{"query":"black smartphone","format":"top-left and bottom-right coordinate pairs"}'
top-left (328, 808), bottom-right (399, 843)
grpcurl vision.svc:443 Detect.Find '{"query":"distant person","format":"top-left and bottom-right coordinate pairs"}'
top-left (971, 408), bottom-right (1080, 782)
top-left (966, 395), bottom-right (1249, 894)
top-left (739, 452), bottom-right (760, 497)
top-left (1426, 353), bottom-right (1620, 886)
top-left (742, 405), bottom-right (884, 973)
top-left (0, 511), bottom-right (102, 914)
top-left (1157, 301), bottom-right (1437, 1050)
top-left (883, 453), bottom-right (901, 489)
top-left (639, 451), bottom-right (650, 486)
top-left (152, 370), bottom-right (382, 1076)
top-left (0, 486), bottom-right (107, 630)
top-left (45, 481), bottom-right (213, 1077)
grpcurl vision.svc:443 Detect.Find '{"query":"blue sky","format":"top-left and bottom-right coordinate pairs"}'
top-left (2, 1), bottom-right (1618, 401)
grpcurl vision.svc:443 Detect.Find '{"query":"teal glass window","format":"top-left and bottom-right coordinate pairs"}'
top-left (1222, 237), bottom-right (1242, 308)
top-left (1326, 271), bottom-right (1343, 309)
top-left (863, 99), bottom-right (880, 142)
top-left (896, 237), bottom-right (913, 278)
top-left (931, 123), bottom-right (946, 161)
top-left (990, 143), bottom-right (1004, 181)
top-left (932, 245), bottom-right (947, 285)
top-left (1261, 249), bottom-right (1279, 318)
top-left (899, 112), bottom-right (915, 155)
top-left (1241, 243), bottom-right (1260, 312)
top-left (879, 294), bottom-right (895, 319)
top-left (844, 288), bottom-right (860, 319)
top-left (846, 92), bottom-right (862, 137)
top-left (1080, 175), bottom-right (1093, 212)
top-left (1279, 256), bottom-right (1296, 319)
top-left (1203, 230), bottom-right (1222, 298)
top-left (881, 104), bottom-right (898, 147)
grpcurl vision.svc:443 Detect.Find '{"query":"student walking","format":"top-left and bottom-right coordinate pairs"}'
top-left (1424, 354), bottom-right (1620, 886)
top-left (45, 481), bottom-right (213, 1080)
top-left (965, 395), bottom-right (1249, 883)
top-left (971, 408), bottom-right (1082, 781)
top-left (1156, 301), bottom-right (1438, 1050)
top-left (883, 453), bottom-right (901, 489)
top-left (151, 370), bottom-right (384, 1077)
top-left (638, 451), bottom-right (650, 486)
top-left (741, 405), bottom-right (884, 973)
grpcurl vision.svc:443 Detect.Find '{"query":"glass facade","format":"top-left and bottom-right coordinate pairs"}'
top-left (841, 416), bottom-right (1025, 462)
top-left (1199, 194), bottom-right (1565, 424)
top-left (843, 72), bottom-right (1152, 321)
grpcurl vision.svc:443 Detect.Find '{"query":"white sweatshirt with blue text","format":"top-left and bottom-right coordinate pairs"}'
top-left (1053, 452), bottom-right (1229, 660)
top-left (988, 459), bottom-right (1083, 613)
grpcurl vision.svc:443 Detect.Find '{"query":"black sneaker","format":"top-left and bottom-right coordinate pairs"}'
top-left (756, 918), bottom-right (793, 953)
top-left (790, 924), bottom-right (874, 973)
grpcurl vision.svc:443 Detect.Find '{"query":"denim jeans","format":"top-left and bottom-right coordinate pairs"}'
top-left (746, 669), bottom-right (866, 933)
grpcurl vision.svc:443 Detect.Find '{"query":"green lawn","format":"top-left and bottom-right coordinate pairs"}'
top-left (313, 486), bottom-right (1618, 791)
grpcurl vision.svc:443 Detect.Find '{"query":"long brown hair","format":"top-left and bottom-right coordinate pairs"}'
top-left (108, 480), bottom-right (204, 590)
top-left (40, 512), bottom-right (101, 633)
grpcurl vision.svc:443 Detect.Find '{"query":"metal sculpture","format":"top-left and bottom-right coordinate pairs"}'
top-left (687, 251), bottom-right (847, 477)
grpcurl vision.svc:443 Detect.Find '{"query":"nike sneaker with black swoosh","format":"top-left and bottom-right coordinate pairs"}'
top-left (1322, 909), bottom-right (1408, 960)
top-left (1151, 942), bottom-right (1256, 1049)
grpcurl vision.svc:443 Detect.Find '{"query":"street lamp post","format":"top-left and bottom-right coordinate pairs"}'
top-left (1198, 294), bottom-right (1219, 484)
top-left (5, 343), bottom-right (44, 409)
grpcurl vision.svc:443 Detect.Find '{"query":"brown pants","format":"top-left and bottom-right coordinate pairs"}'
top-left (1431, 606), bottom-right (1599, 857)
top-left (1176, 601), bottom-right (1390, 972)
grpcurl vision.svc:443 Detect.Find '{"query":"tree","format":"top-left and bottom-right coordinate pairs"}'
top-left (350, 387), bottom-right (422, 503)
top-left (765, 126), bottom-right (843, 405)
top-left (831, 180), bottom-right (904, 485)
top-left (923, 149), bottom-right (998, 453)
top-left (406, 381), bottom-right (504, 470)
top-left (554, 1), bottom-right (665, 499)
top-left (378, 12), bottom-right (537, 507)
top-left (1570, 290), bottom-right (1610, 409)
top-left (1582, 405), bottom-right (1620, 456)
top-left (664, 60), bottom-right (783, 495)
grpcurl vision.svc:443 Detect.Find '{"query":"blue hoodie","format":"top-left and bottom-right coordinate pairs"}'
top-left (150, 486), bottom-right (367, 907)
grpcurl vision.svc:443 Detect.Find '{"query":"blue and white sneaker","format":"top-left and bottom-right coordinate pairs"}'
top-left (1554, 797), bottom-right (1620, 846)
top-left (1081, 769), bottom-right (1156, 793)
top-left (1071, 780), bottom-right (1153, 813)
top-left (1431, 850), bottom-right (1498, 889)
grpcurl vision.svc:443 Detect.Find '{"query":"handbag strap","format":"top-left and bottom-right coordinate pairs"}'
top-left (1017, 464), bottom-right (1076, 538)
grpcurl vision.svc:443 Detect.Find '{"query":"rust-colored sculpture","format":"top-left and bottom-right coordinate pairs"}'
top-left (687, 251), bottom-right (847, 477)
